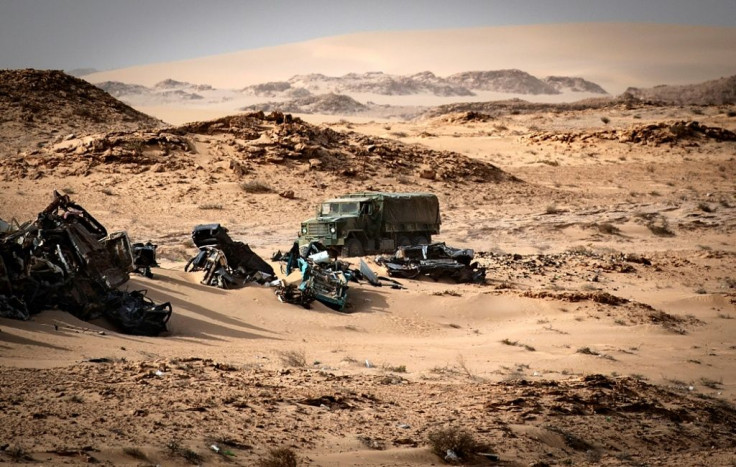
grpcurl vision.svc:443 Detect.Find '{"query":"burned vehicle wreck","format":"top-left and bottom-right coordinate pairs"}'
top-left (0, 191), bottom-right (172, 335)
top-left (185, 224), bottom-right (275, 288)
top-left (376, 242), bottom-right (486, 283)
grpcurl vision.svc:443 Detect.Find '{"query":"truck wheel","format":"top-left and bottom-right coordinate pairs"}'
top-left (397, 235), bottom-right (411, 247)
top-left (343, 238), bottom-right (365, 257)
top-left (412, 235), bottom-right (429, 246)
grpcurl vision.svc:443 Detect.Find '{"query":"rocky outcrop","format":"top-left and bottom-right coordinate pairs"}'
top-left (524, 121), bottom-right (736, 146)
top-left (0, 69), bottom-right (161, 154)
top-left (623, 75), bottom-right (736, 105)
top-left (288, 71), bottom-right (474, 97)
top-left (446, 70), bottom-right (559, 94)
top-left (240, 93), bottom-right (367, 115)
top-left (543, 76), bottom-right (607, 94)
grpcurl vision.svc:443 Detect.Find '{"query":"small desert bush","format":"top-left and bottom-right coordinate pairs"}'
top-left (600, 116), bottom-right (610, 124)
top-left (123, 447), bottom-right (149, 461)
top-left (597, 222), bottom-right (620, 235)
top-left (545, 204), bottom-right (562, 215)
top-left (577, 347), bottom-right (616, 360)
top-left (700, 377), bottom-right (723, 389)
top-left (697, 202), bottom-right (715, 213)
top-left (647, 218), bottom-right (675, 237)
top-left (166, 439), bottom-right (202, 465)
top-left (277, 349), bottom-right (307, 367)
top-left (7, 446), bottom-right (33, 463)
top-left (383, 364), bottom-right (407, 373)
top-left (258, 447), bottom-right (298, 467)
top-left (427, 426), bottom-right (484, 461)
top-left (198, 203), bottom-right (223, 210)
top-left (241, 180), bottom-right (273, 194)
top-left (501, 338), bottom-right (535, 351)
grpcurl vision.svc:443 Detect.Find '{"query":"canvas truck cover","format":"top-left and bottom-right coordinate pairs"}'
top-left (382, 193), bottom-right (440, 226)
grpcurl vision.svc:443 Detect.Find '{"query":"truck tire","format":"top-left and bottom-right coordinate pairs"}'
top-left (412, 235), bottom-right (429, 246)
top-left (343, 238), bottom-right (365, 257)
top-left (397, 235), bottom-right (411, 247)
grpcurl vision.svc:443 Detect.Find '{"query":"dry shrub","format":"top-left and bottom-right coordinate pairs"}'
top-left (258, 447), bottom-right (298, 467)
top-left (697, 202), bottom-right (715, 213)
top-left (7, 446), bottom-right (33, 463)
top-left (277, 349), bottom-right (307, 367)
top-left (597, 222), bottom-right (621, 235)
top-left (241, 180), bottom-right (273, 194)
top-left (198, 203), bottom-right (223, 210)
top-left (166, 439), bottom-right (202, 465)
top-left (647, 218), bottom-right (675, 237)
top-left (122, 447), bottom-right (148, 461)
top-left (427, 426), bottom-right (485, 461)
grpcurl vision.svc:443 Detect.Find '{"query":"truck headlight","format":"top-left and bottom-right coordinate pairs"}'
top-left (329, 226), bottom-right (336, 234)
top-left (301, 226), bottom-right (307, 234)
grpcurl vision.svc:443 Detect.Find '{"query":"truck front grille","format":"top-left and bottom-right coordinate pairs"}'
top-left (307, 223), bottom-right (328, 237)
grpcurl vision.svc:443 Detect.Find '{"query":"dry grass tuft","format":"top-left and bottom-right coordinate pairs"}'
top-left (123, 447), bottom-right (149, 461)
top-left (166, 439), bottom-right (202, 465)
top-left (427, 426), bottom-right (486, 461)
top-left (258, 447), bottom-right (298, 467)
top-left (198, 203), bottom-right (223, 210)
top-left (277, 349), bottom-right (307, 367)
top-left (241, 180), bottom-right (273, 194)
top-left (647, 218), bottom-right (675, 237)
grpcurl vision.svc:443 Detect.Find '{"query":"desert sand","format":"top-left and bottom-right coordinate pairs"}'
top-left (1, 39), bottom-right (736, 466)
top-left (2, 98), bottom-right (735, 464)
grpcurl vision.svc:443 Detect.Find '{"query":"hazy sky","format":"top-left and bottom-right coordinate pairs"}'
top-left (1, 0), bottom-right (734, 71)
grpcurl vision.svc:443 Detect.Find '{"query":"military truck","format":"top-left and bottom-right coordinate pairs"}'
top-left (299, 192), bottom-right (441, 257)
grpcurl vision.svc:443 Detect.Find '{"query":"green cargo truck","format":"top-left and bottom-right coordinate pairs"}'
top-left (299, 192), bottom-right (441, 257)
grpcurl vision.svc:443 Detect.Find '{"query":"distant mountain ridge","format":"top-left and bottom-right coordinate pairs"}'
top-left (623, 75), bottom-right (736, 105)
top-left (241, 93), bottom-right (368, 115)
top-left (97, 79), bottom-right (207, 102)
top-left (243, 70), bottom-right (608, 97)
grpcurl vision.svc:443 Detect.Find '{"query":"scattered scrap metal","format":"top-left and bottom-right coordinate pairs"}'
top-left (132, 241), bottom-right (158, 278)
top-left (272, 242), bottom-right (405, 311)
top-left (0, 191), bottom-right (171, 335)
top-left (273, 242), bottom-right (354, 311)
top-left (185, 224), bottom-right (275, 288)
top-left (375, 242), bottom-right (486, 283)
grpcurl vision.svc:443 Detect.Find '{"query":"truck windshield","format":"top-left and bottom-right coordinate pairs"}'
top-left (320, 202), bottom-right (360, 216)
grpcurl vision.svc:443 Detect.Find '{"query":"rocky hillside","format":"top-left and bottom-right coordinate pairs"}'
top-left (524, 120), bottom-right (736, 146)
top-left (240, 93), bottom-right (367, 115)
top-left (269, 70), bottom-right (607, 97)
top-left (286, 71), bottom-right (474, 97)
top-left (0, 69), bottom-right (161, 154)
top-left (445, 70), bottom-right (555, 94)
top-left (420, 97), bottom-right (626, 119)
top-left (623, 75), bottom-right (736, 105)
top-left (1, 111), bottom-right (516, 186)
top-left (96, 79), bottom-right (207, 101)
top-left (543, 76), bottom-right (608, 94)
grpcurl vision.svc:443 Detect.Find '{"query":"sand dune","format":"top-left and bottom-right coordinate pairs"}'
top-left (86, 23), bottom-right (736, 94)
top-left (1, 67), bottom-right (735, 464)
